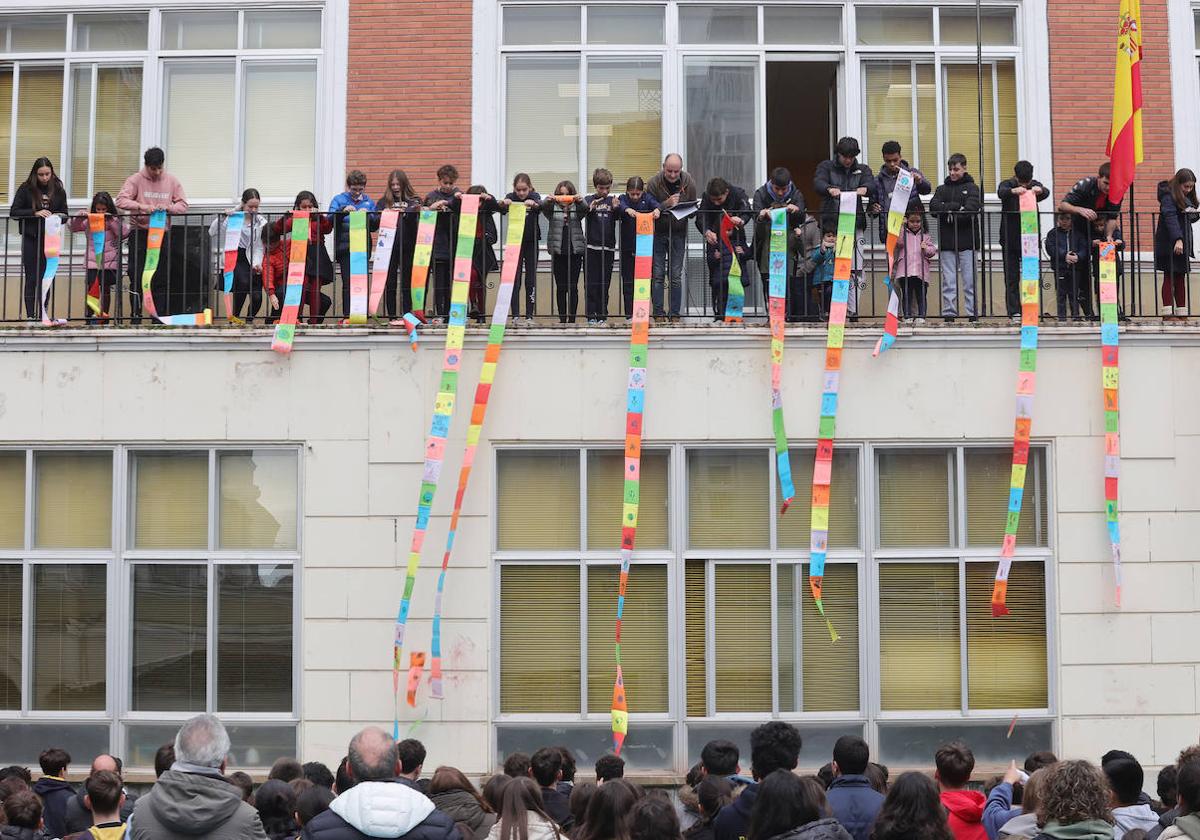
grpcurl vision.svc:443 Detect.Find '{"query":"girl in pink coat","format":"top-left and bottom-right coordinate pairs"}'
top-left (68, 191), bottom-right (129, 323)
top-left (890, 208), bottom-right (938, 324)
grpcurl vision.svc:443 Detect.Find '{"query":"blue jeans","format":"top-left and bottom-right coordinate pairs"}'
top-left (652, 227), bottom-right (686, 316)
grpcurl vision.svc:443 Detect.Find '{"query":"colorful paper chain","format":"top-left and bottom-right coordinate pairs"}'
top-left (348, 210), bottom-right (369, 324)
top-left (222, 211), bottom-right (245, 324)
top-left (612, 212), bottom-right (654, 755)
top-left (38, 215), bottom-right (64, 325)
top-left (808, 192), bottom-right (857, 643)
top-left (991, 190), bottom-right (1041, 617)
top-left (1098, 242), bottom-right (1122, 605)
top-left (141, 209), bottom-right (212, 326)
top-left (370, 209), bottom-right (400, 320)
top-left (271, 212), bottom-right (311, 354)
top-left (393, 194), bottom-right (481, 735)
top-left (873, 170), bottom-right (916, 356)
top-left (768, 209), bottom-right (795, 513)
top-left (86, 213), bottom-right (107, 318)
top-left (720, 214), bottom-right (744, 323)
top-left (429, 203), bottom-right (528, 700)
top-left (403, 209), bottom-right (437, 345)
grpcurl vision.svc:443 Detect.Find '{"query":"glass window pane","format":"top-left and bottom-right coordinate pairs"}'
top-left (163, 62), bottom-right (234, 200)
top-left (244, 63), bottom-right (316, 199)
top-left (967, 561), bottom-right (1047, 709)
top-left (587, 565), bottom-right (668, 713)
top-left (679, 7), bottom-right (757, 43)
top-left (133, 452), bottom-right (208, 549)
top-left (0, 453), bottom-right (25, 548)
top-left (997, 61), bottom-right (1019, 187)
top-left (33, 564), bottom-right (106, 711)
top-left (0, 69), bottom-right (11, 203)
top-left (687, 449), bottom-right (768, 549)
top-left (497, 450), bottom-right (580, 550)
top-left (764, 7), bottom-right (842, 44)
top-left (856, 8), bottom-right (933, 45)
top-left (500, 565), bottom-right (580, 713)
top-left (500, 724), bottom-right (673, 772)
top-left (587, 448), bottom-right (668, 549)
top-left (684, 560), bottom-right (706, 717)
top-left (160, 12), bottom-right (238, 50)
top-left (879, 563), bottom-right (960, 711)
top-left (965, 448), bottom-right (1047, 547)
top-left (587, 6), bottom-right (664, 44)
top-left (131, 564), bottom-right (207, 712)
top-left (505, 56), bottom-right (580, 199)
top-left (779, 448), bottom-right (858, 549)
top-left (1, 17), bottom-right (66, 52)
top-left (93, 67), bottom-right (143, 198)
top-left (503, 6), bottom-right (581, 45)
top-left (35, 452), bottom-right (112, 549)
top-left (224, 724), bottom-right (298, 768)
top-left (779, 563), bottom-right (860, 713)
top-left (70, 67), bottom-right (91, 198)
top-left (219, 450), bottom-right (298, 550)
top-left (879, 720), bottom-right (1052, 767)
top-left (0, 723), bottom-right (109, 766)
top-left (216, 564), bottom-right (293, 712)
top-left (15, 67), bottom-right (63, 181)
top-left (939, 8), bottom-right (1016, 46)
top-left (944, 62), bottom-right (1017, 191)
top-left (684, 58), bottom-right (759, 195)
top-left (0, 564), bottom-right (19, 710)
top-left (863, 62), bottom-right (936, 171)
top-left (714, 564), bottom-right (770, 712)
top-left (73, 14), bottom-right (149, 51)
top-left (877, 450), bottom-right (953, 547)
top-left (916, 63), bottom-right (937, 173)
top-left (243, 11), bottom-right (322, 49)
top-left (586, 59), bottom-right (662, 189)
top-left (125, 722), bottom-right (184, 769)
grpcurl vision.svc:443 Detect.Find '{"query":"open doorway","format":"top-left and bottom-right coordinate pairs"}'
top-left (766, 61), bottom-right (837, 213)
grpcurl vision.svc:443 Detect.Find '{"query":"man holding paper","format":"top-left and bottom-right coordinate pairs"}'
top-left (647, 153), bottom-right (699, 322)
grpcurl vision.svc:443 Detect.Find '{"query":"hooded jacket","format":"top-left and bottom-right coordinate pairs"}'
top-left (751, 182), bottom-right (804, 277)
top-left (1153, 180), bottom-right (1199, 274)
top-left (302, 780), bottom-right (459, 840)
top-left (1031, 819), bottom-right (1115, 840)
top-left (1000, 813), bottom-right (1040, 840)
top-left (0, 827), bottom-right (46, 840)
top-left (942, 789), bottom-right (988, 840)
top-left (712, 781), bottom-right (756, 840)
top-left (766, 818), bottom-right (855, 840)
top-left (128, 767), bottom-right (267, 840)
top-left (1148, 806), bottom-right (1182, 840)
top-left (813, 157), bottom-right (876, 230)
top-left (486, 813), bottom-right (561, 840)
top-left (929, 174), bottom-right (982, 252)
top-left (33, 776), bottom-right (76, 838)
top-left (116, 167), bottom-right (189, 228)
top-left (983, 783), bottom-right (1022, 840)
top-left (826, 775), bottom-right (884, 840)
top-left (1159, 814), bottom-right (1200, 840)
top-left (63, 786), bottom-right (137, 835)
top-left (1113, 804), bottom-right (1161, 840)
top-left (429, 789), bottom-right (495, 840)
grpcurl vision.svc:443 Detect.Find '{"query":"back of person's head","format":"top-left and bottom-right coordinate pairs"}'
top-left (335, 756), bottom-right (355, 793)
top-left (1014, 161), bottom-right (1034, 182)
top-left (686, 763), bottom-right (704, 789)
top-left (1103, 756), bottom-right (1145, 806)
top-left (696, 776), bottom-right (733, 819)
top-left (297, 784), bottom-right (335, 827)
top-left (833, 735), bottom-right (870, 776)
top-left (595, 753), bottom-right (625, 782)
top-left (431, 766), bottom-right (490, 812)
top-left (498, 776), bottom-right (554, 840)
top-left (483, 774), bottom-right (513, 812)
top-left (348, 726), bottom-right (400, 782)
top-left (1038, 760), bottom-right (1114, 827)
top-left (701, 740), bottom-right (739, 777)
top-left (629, 794), bottom-right (682, 840)
top-left (39, 747), bottom-right (70, 776)
top-left (269, 757), bottom-right (303, 783)
top-left (750, 721), bottom-right (802, 780)
top-left (291, 778), bottom-right (314, 798)
top-left (1158, 765), bottom-right (1179, 810)
top-left (227, 771), bottom-right (254, 802)
top-left (1176, 760), bottom-right (1200, 814)
top-left (4, 789), bottom-right (42, 829)
top-left (0, 767), bottom-right (31, 785)
top-left (570, 781), bottom-right (597, 829)
top-left (175, 714), bottom-right (230, 769)
top-left (0, 776), bottom-right (29, 802)
top-left (835, 137), bottom-right (860, 159)
top-left (144, 147), bottom-right (165, 168)
top-left (580, 777), bottom-right (638, 840)
top-left (865, 763), bottom-right (888, 794)
top-left (303, 761), bottom-right (334, 789)
top-left (397, 738), bottom-right (427, 776)
top-left (748, 771), bottom-right (826, 840)
top-left (84, 770), bottom-right (124, 816)
top-left (531, 747), bottom-right (563, 787)
top-left (770, 167), bottom-right (792, 188)
top-left (870, 772), bottom-right (953, 840)
top-left (1021, 769), bottom-right (1046, 818)
top-left (556, 747), bottom-right (577, 784)
top-left (254, 779), bottom-right (299, 838)
top-left (504, 752), bottom-right (532, 778)
top-left (817, 763), bottom-right (835, 789)
top-left (934, 741), bottom-right (974, 788)
top-left (881, 140), bottom-right (902, 157)
top-left (1125, 831), bottom-right (1149, 840)
top-left (1025, 751), bottom-right (1057, 774)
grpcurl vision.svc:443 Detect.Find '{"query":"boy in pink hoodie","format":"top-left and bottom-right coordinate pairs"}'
top-left (116, 147), bottom-right (188, 321)
top-left (936, 741), bottom-right (987, 840)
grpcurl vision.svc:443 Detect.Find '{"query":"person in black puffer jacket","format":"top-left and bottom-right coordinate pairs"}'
top-left (429, 767), bottom-right (497, 840)
top-left (812, 138), bottom-right (876, 318)
top-left (695, 178), bottom-right (753, 321)
top-left (748, 771), bottom-right (852, 840)
top-left (1153, 169), bottom-right (1200, 319)
top-left (929, 153), bottom-right (982, 320)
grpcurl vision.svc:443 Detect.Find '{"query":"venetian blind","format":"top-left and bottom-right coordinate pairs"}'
top-left (35, 452), bottom-right (112, 549)
top-left (684, 560), bottom-right (707, 717)
top-left (33, 564), bottom-right (106, 711)
top-left (500, 565), bottom-right (580, 713)
top-left (879, 563), bottom-right (961, 710)
top-left (506, 56), bottom-right (580, 192)
top-left (966, 561), bottom-right (1048, 709)
top-left (586, 564), bottom-right (668, 713)
top-left (0, 564), bottom-right (19, 710)
top-left (244, 64), bottom-right (317, 199)
top-left (0, 70), bottom-right (11, 203)
top-left (15, 67), bottom-right (63, 185)
top-left (965, 449), bottom-right (1045, 547)
top-left (164, 63), bottom-right (234, 200)
top-left (134, 452), bottom-right (208, 549)
top-left (877, 450), bottom-right (953, 547)
top-left (778, 448), bottom-right (859, 549)
top-left (688, 449), bottom-right (769, 549)
top-left (801, 563), bottom-right (860, 712)
top-left (219, 451), bottom-right (298, 550)
top-left (585, 60), bottom-right (662, 189)
top-left (714, 564), bottom-right (771, 712)
top-left (497, 451), bottom-right (580, 550)
top-left (0, 453), bottom-right (24, 548)
top-left (216, 564), bottom-right (293, 712)
top-left (131, 564), bottom-right (207, 712)
top-left (94, 67), bottom-right (143, 198)
top-left (587, 448), bottom-right (667, 549)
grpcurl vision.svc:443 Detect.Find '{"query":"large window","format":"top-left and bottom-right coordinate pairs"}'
top-left (496, 442), bottom-right (1053, 773)
top-left (0, 447), bottom-right (299, 769)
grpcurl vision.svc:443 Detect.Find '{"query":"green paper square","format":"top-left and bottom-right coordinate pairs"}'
top-left (818, 415), bottom-right (836, 438)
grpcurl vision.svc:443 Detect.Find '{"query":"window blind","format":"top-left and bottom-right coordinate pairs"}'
top-left (219, 451), bottom-right (298, 551)
top-left (586, 564), bottom-right (668, 713)
top-left (945, 64), bottom-right (1003, 190)
top-left (497, 451), bottom-right (580, 550)
top-left (15, 67), bottom-right (63, 184)
top-left (163, 63), bottom-right (234, 200)
top-left (93, 67), bottom-right (142, 199)
top-left (778, 564), bottom-right (795, 711)
top-left (244, 64), bottom-right (317, 199)
top-left (915, 64), bottom-right (938, 173)
top-left (939, 10), bottom-right (1016, 46)
top-left (0, 69), bottom-right (11, 203)
top-left (856, 8), bottom-right (933, 44)
top-left (0, 453), bottom-right (24, 549)
top-left (879, 563), bottom-right (961, 710)
top-left (801, 563), bottom-right (859, 712)
top-left (996, 62), bottom-right (1019, 185)
top-left (131, 564), bottom-right (207, 712)
top-left (32, 564), bottom-right (106, 711)
top-left (216, 564), bottom-right (293, 712)
top-left (500, 565), bottom-right (580, 713)
top-left (586, 449), bottom-right (667, 549)
top-left (688, 449), bottom-right (769, 549)
top-left (779, 448), bottom-right (858, 549)
top-left (714, 564), bottom-right (771, 712)
top-left (35, 452), bottom-right (112, 549)
top-left (864, 63), bottom-right (916, 170)
top-left (133, 452), bottom-right (208, 549)
top-left (243, 11), bottom-right (321, 49)
top-left (585, 60), bottom-right (662, 189)
top-left (506, 56), bottom-right (580, 193)
top-left (965, 449), bottom-right (1045, 547)
top-left (683, 59), bottom-right (758, 198)
top-left (877, 450), bottom-right (953, 547)
top-left (684, 560), bottom-right (707, 717)
top-left (70, 67), bottom-right (91, 198)
top-left (0, 564), bottom-right (19, 710)
top-left (966, 561), bottom-right (1047, 709)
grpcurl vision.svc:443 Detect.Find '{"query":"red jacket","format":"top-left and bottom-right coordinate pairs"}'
top-left (942, 789), bottom-right (987, 840)
top-left (262, 239), bottom-right (288, 293)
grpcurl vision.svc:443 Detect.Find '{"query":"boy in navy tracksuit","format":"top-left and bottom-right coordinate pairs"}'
top-left (423, 164), bottom-right (462, 321)
top-left (584, 168), bottom-right (619, 324)
top-left (617, 177), bottom-right (661, 319)
top-left (500, 173), bottom-right (542, 320)
top-left (1044, 211), bottom-right (1092, 320)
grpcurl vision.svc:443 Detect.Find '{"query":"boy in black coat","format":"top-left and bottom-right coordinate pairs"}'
top-left (929, 153), bottom-right (982, 320)
top-left (1044, 211), bottom-right (1093, 320)
top-left (423, 164), bottom-right (463, 321)
top-left (813, 137), bottom-right (875, 318)
top-left (996, 160), bottom-right (1050, 319)
top-left (695, 178), bottom-right (753, 321)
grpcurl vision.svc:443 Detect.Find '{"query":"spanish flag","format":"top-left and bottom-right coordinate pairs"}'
top-left (1106, 0), bottom-right (1143, 204)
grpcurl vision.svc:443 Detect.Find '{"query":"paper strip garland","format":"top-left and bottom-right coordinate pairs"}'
top-left (428, 203), bottom-right (527, 700)
top-left (370, 209), bottom-right (400, 318)
top-left (86, 213), bottom-right (107, 318)
top-left (1098, 241), bottom-right (1122, 605)
top-left (410, 210), bottom-right (437, 316)
top-left (873, 169), bottom-right (916, 356)
top-left (991, 190), bottom-right (1041, 617)
top-left (808, 192), bottom-right (857, 643)
top-left (768, 208), bottom-right (795, 513)
top-left (271, 212), bottom-right (311, 354)
top-left (611, 211), bottom-right (654, 755)
top-left (140, 210), bottom-right (167, 321)
top-left (406, 652), bottom-right (425, 707)
top-left (38, 216), bottom-right (65, 325)
top-left (392, 194), bottom-right (481, 736)
top-left (348, 210), bottom-right (369, 324)
top-left (720, 214), bottom-right (744, 322)
top-left (222, 211), bottom-right (245, 323)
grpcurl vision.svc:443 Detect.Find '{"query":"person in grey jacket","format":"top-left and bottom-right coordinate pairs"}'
top-left (646, 154), bottom-right (699, 321)
top-left (128, 714), bottom-right (267, 840)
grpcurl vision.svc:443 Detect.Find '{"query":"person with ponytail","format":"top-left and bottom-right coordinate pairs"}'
top-left (487, 776), bottom-right (562, 840)
top-left (9, 157), bottom-right (68, 321)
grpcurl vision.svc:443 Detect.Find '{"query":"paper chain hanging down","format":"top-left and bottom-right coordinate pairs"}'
top-left (222, 212), bottom-right (245, 324)
top-left (720, 214), bottom-right (744, 323)
top-left (1098, 242), bottom-right (1122, 605)
top-left (272, 212), bottom-right (311, 354)
top-left (991, 190), bottom-right (1040, 617)
top-left (873, 170), bottom-right (916, 356)
top-left (86, 213), bottom-right (108, 318)
top-left (768, 209), bottom-right (795, 513)
top-left (39, 216), bottom-right (65, 326)
top-left (141, 210), bottom-right (213, 326)
top-left (348, 210), bottom-right (369, 324)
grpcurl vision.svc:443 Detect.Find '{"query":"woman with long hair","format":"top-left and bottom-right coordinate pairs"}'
top-left (1031, 760), bottom-right (1114, 840)
top-left (1154, 167), bottom-right (1199, 320)
top-left (430, 765), bottom-right (497, 840)
top-left (998, 768), bottom-right (1047, 840)
top-left (576, 779), bottom-right (639, 840)
top-left (9, 157), bottom-right (68, 321)
top-left (487, 775), bottom-right (561, 840)
top-left (749, 772), bottom-right (849, 840)
top-left (685, 776), bottom-right (733, 840)
top-left (376, 169), bottom-right (420, 319)
top-left (630, 794), bottom-right (683, 840)
top-left (869, 772), bottom-right (955, 840)
top-left (272, 191), bottom-right (334, 323)
top-left (208, 187), bottom-right (267, 322)
top-left (254, 779), bottom-right (300, 840)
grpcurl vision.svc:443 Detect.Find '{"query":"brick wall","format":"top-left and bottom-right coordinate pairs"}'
top-left (346, 0), bottom-right (473, 198)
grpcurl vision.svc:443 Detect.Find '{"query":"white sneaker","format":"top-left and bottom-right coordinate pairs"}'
top-left (1163, 305), bottom-right (1175, 317)
top-left (915, 317), bottom-right (927, 325)
top-left (903, 317), bottom-right (915, 325)
top-left (1010, 314), bottom-right (1021, 323)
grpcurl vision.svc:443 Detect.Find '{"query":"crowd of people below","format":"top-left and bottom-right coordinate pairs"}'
top-left (9, 137), bottom-right (1199, 327)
